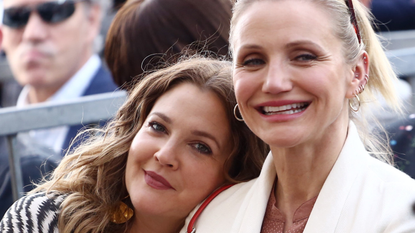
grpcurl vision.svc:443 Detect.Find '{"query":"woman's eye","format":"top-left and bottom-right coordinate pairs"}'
top-left (192, 143), bottom-right (212, 155)
top-left (148, 122), bottom-right (166, 133)
top-left (295, 54), bottom-right (317, 61)
top-left (242, 58), bottom-right (265, 66)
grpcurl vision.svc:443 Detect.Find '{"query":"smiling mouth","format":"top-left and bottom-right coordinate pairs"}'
top-left (144, 170), bottom-right (175, 190)
top-left (261, 102), bottom-right (310, 115)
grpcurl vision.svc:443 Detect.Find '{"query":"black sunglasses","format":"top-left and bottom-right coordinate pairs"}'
top-left (2, 1), bottom-right (83, 28)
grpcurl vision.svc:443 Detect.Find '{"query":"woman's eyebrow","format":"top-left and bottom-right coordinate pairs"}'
top-left (285, 40), bottom-right (324, 50)
top-left (191, 130), bottom-right (221, 150)
top-left (149, 112), bottom-right (221, 149)
top-left (237, 43), bottom-right (263, 51)
top-left (149, 112), bottom-right (172, 123)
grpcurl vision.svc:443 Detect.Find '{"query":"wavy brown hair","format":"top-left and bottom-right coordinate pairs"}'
top-left (34, 56), bottom-right (268, 233)
top-left (104, 0), bottom-right (232, 89)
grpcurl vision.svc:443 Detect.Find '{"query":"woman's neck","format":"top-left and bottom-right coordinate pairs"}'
top-left (271, 119), bottom-right (349, 224)
top-left (128, 213), bottom-right (184, 233)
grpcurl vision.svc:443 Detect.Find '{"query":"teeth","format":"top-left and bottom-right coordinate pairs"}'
top-left (263, 103), bottom-right (308, 115)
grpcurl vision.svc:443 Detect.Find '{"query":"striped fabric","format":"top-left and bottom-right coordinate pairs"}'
top-left (0, 192), bottom-right (66, 233)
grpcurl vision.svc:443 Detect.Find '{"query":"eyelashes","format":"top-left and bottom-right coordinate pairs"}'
top-left (147, 121), bottom-right (213, 155)
top-left (148, 121), bottom-right (166, 133)
top-left (242, 58), bottom-right (265, 66)
top-left (238, 52), bottom-right (319, 68)
top-left (191, 143), bottom-right (212, 155)
top-left (294, 54), bottom-right (318, 61)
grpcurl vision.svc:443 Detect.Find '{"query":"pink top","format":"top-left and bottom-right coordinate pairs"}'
top-left (260, 185), bottom-right (317, 233)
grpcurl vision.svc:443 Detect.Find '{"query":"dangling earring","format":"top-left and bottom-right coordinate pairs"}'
top-left (349, 91), bottom-right (361, 112)
top-left (111, 196), bottom-right (134, 224)
top-left (233, 104), bottom-right (244, 122)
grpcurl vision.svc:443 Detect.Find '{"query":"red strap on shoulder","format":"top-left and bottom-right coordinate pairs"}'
top-left (187, 184), bottom-right (235, 233)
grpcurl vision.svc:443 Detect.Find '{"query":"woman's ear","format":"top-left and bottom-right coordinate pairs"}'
top-left (346, 51), bottom-right (369, 99)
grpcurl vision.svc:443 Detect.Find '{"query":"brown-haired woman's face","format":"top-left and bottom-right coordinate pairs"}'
top-left (125, 82), bottom-right (232, 222)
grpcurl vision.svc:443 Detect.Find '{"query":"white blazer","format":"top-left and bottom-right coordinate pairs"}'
top-left (181, 122), bottom-right (415, 233)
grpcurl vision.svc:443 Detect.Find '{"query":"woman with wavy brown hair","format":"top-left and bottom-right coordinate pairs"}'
top-left (0, 56), bottom-right (268, 233)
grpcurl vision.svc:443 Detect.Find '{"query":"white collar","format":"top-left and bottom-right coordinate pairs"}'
top-left (17, 54), bottom-right (101, 106)
top-left (231, 121), bottom-right (365, 233)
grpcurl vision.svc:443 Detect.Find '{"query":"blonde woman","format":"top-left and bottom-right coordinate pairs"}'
top-left (182, 0), bottom-right (415, 232)
top-left (0, 57), bottom-right (267, 233)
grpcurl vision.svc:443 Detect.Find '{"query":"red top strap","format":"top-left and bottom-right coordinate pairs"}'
top-left (187, 184), bottom-right (235, 233)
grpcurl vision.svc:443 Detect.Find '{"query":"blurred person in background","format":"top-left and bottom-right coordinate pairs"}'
top-left (0, 12), bottom-right (59, 219)
top-left (0, 0), bottom-right (117, 155)
top-left (0, 0), bottom-right (116, 218)
top-left (105, 0), bottom-right (232, 89)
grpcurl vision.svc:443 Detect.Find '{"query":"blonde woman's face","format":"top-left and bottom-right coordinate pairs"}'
top-left (232, 1), bottom-right (356, 149)
top-left (125, 82), bottom-right (232, 224)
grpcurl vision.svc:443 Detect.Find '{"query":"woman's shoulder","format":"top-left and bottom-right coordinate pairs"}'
top-left (0, 191), bottom-right (67, 233)
top-left (205, 180), bottom-right (257, 210)
top-left (366, 155), bottom-right (415, 190)
top-left (358, 157), bottom-right (415, 229)
top-left (181, 180), bottom-right (257, 233)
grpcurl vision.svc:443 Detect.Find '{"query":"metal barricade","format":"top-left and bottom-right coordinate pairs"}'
top-left (0, 91), bottom-right (127, 200)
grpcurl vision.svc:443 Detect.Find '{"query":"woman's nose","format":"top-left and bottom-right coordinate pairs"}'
top-left (262, 61), bottom-right (293, 94)
top-left (154, 142), bottom-right (179, 170)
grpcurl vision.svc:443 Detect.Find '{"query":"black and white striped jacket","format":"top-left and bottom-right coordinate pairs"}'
top-left (0, 192), bottom-right (66, 233)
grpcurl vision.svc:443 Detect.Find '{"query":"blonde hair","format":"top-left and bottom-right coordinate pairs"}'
top-left (33, 56), bottom-right (268, 233)
top-left (229, 0), bottom-right (401, 163)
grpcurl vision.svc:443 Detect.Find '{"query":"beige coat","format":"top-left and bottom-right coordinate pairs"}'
top-left (181, 122), bottom-right (415, 233)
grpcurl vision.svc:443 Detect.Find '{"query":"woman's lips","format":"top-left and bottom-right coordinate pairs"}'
top-left (144, 170), bottom-right (175, 190)
top-left (256, 101), bottom-right (311, 115)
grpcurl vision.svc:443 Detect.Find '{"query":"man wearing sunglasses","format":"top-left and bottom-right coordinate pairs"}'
top-left (0, 0), bottom-right (116, 154)
top-left (0, 0), bottom-right (116, 218)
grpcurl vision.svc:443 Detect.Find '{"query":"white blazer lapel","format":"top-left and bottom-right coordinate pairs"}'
top-left (304, 122), bottom-right (368, 233)
top-left (232, 152), bottom-right (277, 233)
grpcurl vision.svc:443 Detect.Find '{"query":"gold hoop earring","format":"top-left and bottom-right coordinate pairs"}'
top-left (233, 104), bottom-right (244, 122)
top-left (349, 94), bottom-right (361, 112)
top-left (111, 196), bottom-right (134, 224)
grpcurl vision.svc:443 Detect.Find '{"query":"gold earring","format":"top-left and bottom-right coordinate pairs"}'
top-left (111, 197), bottom-right (134, 224)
